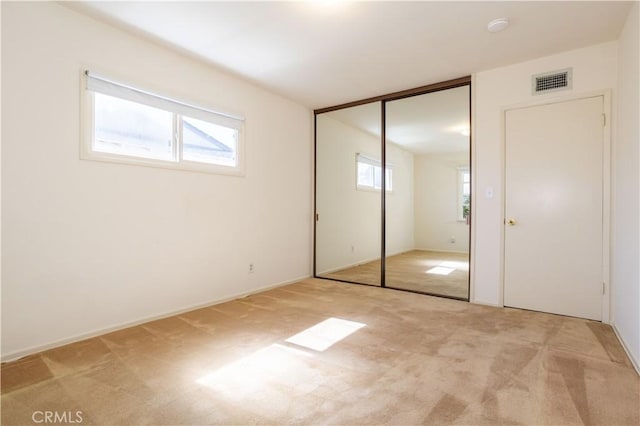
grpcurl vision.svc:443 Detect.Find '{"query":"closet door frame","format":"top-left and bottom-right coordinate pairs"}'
top-left (314, 76), bottom-right (472, 300)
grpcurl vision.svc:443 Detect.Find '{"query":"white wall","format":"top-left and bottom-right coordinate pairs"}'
top-left (315, 114), bottom-right (381, 273)
top-left (613, 3), bottom-right (639, 370)
top-left (315, 114), bottom-right (414, 274)
top-left (414, 152), bottom-right (470, 253)
top-left (1, 2), bottom-right (312, 360)
top-left (385, 142), bottom-right (415, 257)
top-left (472, 41), bottom-right (618, 306)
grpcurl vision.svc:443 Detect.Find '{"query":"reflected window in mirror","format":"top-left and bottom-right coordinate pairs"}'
top-left (458, 167), bottom-right (471, 222)
top-left (356, 153), bottom-right (393, 192)
top-left (384, 83), bottom-right (470, 300)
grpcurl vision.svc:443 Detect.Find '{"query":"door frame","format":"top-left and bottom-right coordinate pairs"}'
top-left (500, 90), bottom-right (612, 323)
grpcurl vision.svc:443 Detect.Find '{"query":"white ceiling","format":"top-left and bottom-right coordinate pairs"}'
top-left (326, 85), bottom-right (470, 154)
top-left (68, 1), bottom-right (632, 109)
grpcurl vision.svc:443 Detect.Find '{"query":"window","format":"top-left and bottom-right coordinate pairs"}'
top-left (94, 93), bottom-right (174, 161)
top-left (458, 168), bottom-right (470, 221)
top-left (83, 71), bottom-right (244, 175)
top-left (356, 153), bottom-right (392, 192)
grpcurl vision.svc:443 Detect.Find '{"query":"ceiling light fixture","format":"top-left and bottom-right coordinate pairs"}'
top-left (487, 18), bottom-right (510, 33)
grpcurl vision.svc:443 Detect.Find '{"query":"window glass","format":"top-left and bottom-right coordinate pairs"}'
top-left (85, 71), bottom-right (244, 175)
top-left (182, 116), bottom-right (238, 167)
top-left (358, 162), bottom-right (374, 187)
top-left (373, 166), bottom-right (383, 189)
top-left (94, 93), bottom-right (173, 161)
top-left (356, 154), bottom-right (392, 192)
top-left (385, 168), bottom-right (393, 191)
top-left (459, 169), bottom-right (471, 220)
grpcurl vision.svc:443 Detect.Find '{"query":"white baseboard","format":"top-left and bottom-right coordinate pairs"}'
top-left (1, 275), bottom-right (309, 363)
top-left (612, 323), bottom-right (640, 376)
top-left (470, 298), bottom-right (502, 308)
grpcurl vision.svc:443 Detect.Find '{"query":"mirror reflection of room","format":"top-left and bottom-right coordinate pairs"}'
top-left (385, 86), bottom-right (470, 299)
top-left (315, 102), bottom-right (382, 286)
top-left (314, 84), bottom-right (470, 300)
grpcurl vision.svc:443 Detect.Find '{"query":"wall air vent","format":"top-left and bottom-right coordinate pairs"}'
top-left (532, 68), bottom-right (572, 95)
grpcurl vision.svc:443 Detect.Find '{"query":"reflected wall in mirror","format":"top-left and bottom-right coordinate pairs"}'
top-left (315, 102), bottom-right (382, 286)
top-left (385, 86), bottom-right (470, 299)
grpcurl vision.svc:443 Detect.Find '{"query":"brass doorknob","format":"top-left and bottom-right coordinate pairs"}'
top-left (507, 219), bottom-right (517, 226)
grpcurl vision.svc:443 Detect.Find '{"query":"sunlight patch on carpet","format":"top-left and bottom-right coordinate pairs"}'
top-left (286, 317), bottom-right (366, 351)
top-left (196, 343), bottom-right (311, 393)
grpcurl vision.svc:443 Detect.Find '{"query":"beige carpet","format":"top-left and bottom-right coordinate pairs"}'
top-left (322, 250), bottom-right (469, 299)
top-left (2, 278), bottom-right (638, 425)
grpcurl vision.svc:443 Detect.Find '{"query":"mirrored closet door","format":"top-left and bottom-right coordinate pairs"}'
top-left (315, 78), bottom-right (471, 300)
top-left (385, 86), bottom-right (470, 299)
top-left (315, 102), bottom-right (382, 286)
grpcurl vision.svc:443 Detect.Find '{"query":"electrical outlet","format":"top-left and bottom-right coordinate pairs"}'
top-left (450, 236), bottom-right (456, 244)
top-left (249, 263), bottom-right (255, 273)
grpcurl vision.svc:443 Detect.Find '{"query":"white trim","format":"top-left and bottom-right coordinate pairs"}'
top-left (471, 300), bottom-right (503, 308)
top-left (500, 89), bottom-right (612, 322)
top-left (469, 76), bottom-right (477, 304)
top-left (601, 91), bottom-right (612, 324)
top-left (1, 275), bottom-right (311, 363)
top-left (612, 323), bottom-right (640, 376)
top-left (500, 89), bottom-right (611, 112)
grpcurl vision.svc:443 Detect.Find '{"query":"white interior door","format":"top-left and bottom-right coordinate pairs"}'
top-left (504, 96), bottom-right (604, 320)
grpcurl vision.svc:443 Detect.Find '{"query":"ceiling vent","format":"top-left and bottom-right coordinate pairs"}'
top-left (532, 68), bottom-right (572, 95)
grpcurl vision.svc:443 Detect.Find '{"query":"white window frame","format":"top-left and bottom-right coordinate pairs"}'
top-left (356, 153), bottom-right (393, 193)
top-left (80, 70), bottom-right (245, 176)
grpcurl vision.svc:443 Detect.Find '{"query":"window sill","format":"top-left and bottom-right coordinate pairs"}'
top-left (80, 149), bottom-right (245, 177)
